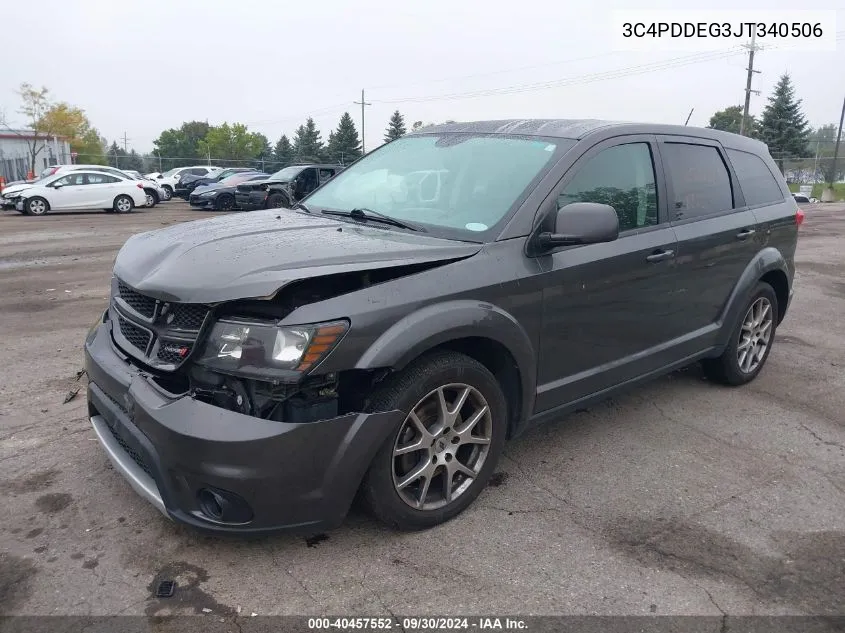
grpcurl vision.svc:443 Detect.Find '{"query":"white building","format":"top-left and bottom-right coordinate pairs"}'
top-left (0, 129), bottom-right (72, 182)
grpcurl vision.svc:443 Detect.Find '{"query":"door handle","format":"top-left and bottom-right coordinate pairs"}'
top-left (646, 249), bottom-right (675, 263)
top-left (736, 228), bottom-right (756, 240)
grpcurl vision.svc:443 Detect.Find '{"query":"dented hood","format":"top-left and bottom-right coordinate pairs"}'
top-left (113, 209), bottom-right (482, 303)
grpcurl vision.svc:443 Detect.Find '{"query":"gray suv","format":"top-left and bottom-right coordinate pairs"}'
top-left (84, 119), bottom-right (800, 534)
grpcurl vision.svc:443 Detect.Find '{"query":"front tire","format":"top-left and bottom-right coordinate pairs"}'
top-left (361, 351), bottom-right (507, 531)
top-left (25, 197), bottom-right (49, 216)
top-left (215, 193), bottom-right (235, 211)
top-left (703, 282), bottom-right (778, 386)
top-left (144, 189), bottom-right (157, 208)
top-left (265, 192), bottom-right (289, 209)
top-left (113, 195), bottom-right (134, 214)
top-left (162, 185), bottom-right (173, 198)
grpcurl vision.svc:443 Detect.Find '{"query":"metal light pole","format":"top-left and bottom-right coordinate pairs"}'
top-left (829, 94), bottom-right (845, 189)
top-left (354, 89), bottom-right (371, 154)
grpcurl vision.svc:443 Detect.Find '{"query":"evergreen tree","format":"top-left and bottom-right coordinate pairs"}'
top-left (384, 110), bottom-right (407, 143)
top-left (274, 134), bottom-right (293, 167)
top-left (759, 74), bottom-right (810, 173)
top-left (325, 112), bottom-right (361, 164)
top-left (292, 118), bottom-right (323, 161)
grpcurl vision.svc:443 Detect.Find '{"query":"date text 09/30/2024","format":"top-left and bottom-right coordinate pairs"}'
top-left (307, 617), bottom-right (528, 630)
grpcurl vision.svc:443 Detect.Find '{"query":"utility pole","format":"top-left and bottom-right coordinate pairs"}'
top-left (828, 93), bottom-right (845, 189)
top-left (740, 32), bottom-right (761, 136)
top-left (354, 89), bottom-right (371, 154)
top-left (122, 132), bottom-right (130, 153)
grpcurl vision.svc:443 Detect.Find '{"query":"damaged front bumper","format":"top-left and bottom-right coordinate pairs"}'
top-left (84, 320), bottom-right (402, 535)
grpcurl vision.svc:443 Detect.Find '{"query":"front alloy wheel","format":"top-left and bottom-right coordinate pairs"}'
top-left (361, 351), bottom-right (507, 530)
top-left (392, 384), bottom-right (493, 510)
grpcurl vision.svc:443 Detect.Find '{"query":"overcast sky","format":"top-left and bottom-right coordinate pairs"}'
top-left (2, 0), bottom-right (842, 157)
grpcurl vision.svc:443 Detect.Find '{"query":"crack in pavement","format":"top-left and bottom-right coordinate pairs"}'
top-left (799, 424), bottom-right (845, 450)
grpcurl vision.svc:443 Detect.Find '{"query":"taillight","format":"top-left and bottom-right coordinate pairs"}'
top-left (137, 183), bottom-right (144, 189)
top-left (796, 208), bottom-right (805, 227)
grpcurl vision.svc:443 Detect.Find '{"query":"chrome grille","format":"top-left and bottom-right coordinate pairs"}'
top-left (110, 277), bottom-right (209, 371)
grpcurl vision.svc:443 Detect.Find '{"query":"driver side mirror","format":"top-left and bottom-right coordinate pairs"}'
top-left (53, 182), bottom-right (64, 189)
top-left (536, 202), bottom-right (619, 251)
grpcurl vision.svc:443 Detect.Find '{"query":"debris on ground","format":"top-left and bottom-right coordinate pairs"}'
top-left (63, 387), bottom-right (80, 404)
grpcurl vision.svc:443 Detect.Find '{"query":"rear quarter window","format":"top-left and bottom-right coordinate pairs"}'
top-left (663, 143), bottom-right (734, 221)
top-left (726, 149), bottom-right (786, 207)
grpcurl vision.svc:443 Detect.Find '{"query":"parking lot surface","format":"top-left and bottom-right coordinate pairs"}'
top-left (1, 202), bottom-right (843, 617)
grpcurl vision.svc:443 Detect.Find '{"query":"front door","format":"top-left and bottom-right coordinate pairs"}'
top-left (535, 136), bottom-right (686, 412)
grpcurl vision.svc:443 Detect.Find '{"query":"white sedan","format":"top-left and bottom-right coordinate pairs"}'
top-left (15, 170), bottom-right (148, 216)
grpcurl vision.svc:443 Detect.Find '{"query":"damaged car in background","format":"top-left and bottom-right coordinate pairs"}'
top-left (84, 119), bottom-right (799, 534)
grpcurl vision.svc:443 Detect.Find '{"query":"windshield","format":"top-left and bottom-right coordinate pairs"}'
top-left (162, 168), bottom-right (181, 177)
top-left (306, 134), bottom-right (571, 240)
top-left (269, 166), bottom-right (304, 181)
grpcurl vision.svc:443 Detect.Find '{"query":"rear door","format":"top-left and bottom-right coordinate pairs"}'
top-left (657, 136), bottom-right (759, 354)
top-left (84, 173), bottom-right (123, 208)
top-left (535, 135), bottom-right (686, 412)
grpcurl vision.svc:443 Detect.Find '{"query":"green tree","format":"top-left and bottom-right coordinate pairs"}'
top-left (198, 122), bottom-right (265, 165)
top-left (152, 121), bottom-right (211, 169)
top-left (708, 105), bottom-right (758, 137)
top-left (292, 117), bottom-right (323, 161)
top-left (274, 134), bottom-right (293, 167)
top-left (759, 74), bottom-right (810, 173)
top-left (807, 124), bottom-right (841, 184)
top-left (38, 102), bottom-right (107, 164)
top-left (384, 110), bottom-right (407, 143)
top-left (324, 112), bottom-right (361, 164)
top-left (252, 132), bottom-right (274, 171)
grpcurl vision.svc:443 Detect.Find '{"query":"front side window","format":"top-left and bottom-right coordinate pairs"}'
top-left (306, 134), bottom-right (572, 240)
top-left (663, 143), bottom-right (733, 221)
top-left (558, 142), bottom-right (658, 232)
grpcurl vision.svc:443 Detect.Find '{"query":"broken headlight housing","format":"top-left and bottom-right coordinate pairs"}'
top-left (197, 318), bottom-right (348, 379)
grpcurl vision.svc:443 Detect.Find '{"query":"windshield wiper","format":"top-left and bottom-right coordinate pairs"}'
top-left (321, 207), bottom-right (424, 232)
top-left (293, 202), bottom-right (312, 213)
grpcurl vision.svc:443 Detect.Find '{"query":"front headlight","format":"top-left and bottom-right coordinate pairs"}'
top-left (197, 318), bottom-right (348, 377)
top-left (199, 190), bottom-right (217, 197)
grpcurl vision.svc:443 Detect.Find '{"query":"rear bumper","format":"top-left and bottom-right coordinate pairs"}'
top-left (83, 318), bottom-right (402, 535)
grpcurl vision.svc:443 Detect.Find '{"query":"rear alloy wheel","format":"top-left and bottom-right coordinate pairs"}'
top-left (26, 197), bottom-right (49, 216)
top-left (113, 195), bottom-right (134, 214)
top-left (215, 193), bottom-right (235, 211)
top-left (703, 282), bottom-right (778, 386)
top-left (361, 351), bottom-right (507, 530)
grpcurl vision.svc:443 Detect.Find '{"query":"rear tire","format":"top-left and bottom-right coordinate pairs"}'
top-left (703, 282), bottom-right (778, 386)
top-left (266, 192), bottom-right (289, 209)
top-left (360, 351), bottom-right (507, 531)
top-left (25, 197), bottom-right (49, 216)
top-left (113, 195), bottom-right (134, 214)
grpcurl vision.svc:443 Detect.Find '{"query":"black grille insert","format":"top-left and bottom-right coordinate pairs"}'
top-left (117, 314), bottom-right (151, 354)
top-left (117, 280), bottom-right (156, 318)
top-left (104, 419), bottom-right (153, 478)
top-left (167, 304), bottom-right (209, 331)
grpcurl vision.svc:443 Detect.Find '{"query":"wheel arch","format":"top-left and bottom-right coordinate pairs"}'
top-left (354, 300), bottom-right (536, 437)
top-left (717, 247), bottom-right (792, 347)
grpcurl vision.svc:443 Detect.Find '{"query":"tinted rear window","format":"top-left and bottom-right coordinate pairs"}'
top-left (726, 149), bottom-right (785, 207)
top-left (663, 143), bottom-right (733, 221)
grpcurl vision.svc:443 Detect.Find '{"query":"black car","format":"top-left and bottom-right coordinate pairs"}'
top-left (85, 119), bottom-right (800, 535)
top-left (234, 164), bottom-right (343, 211)
top-left (189, 173), bottom-right (269, 210)
top-left (175, 168), bottom-right (257, 199)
